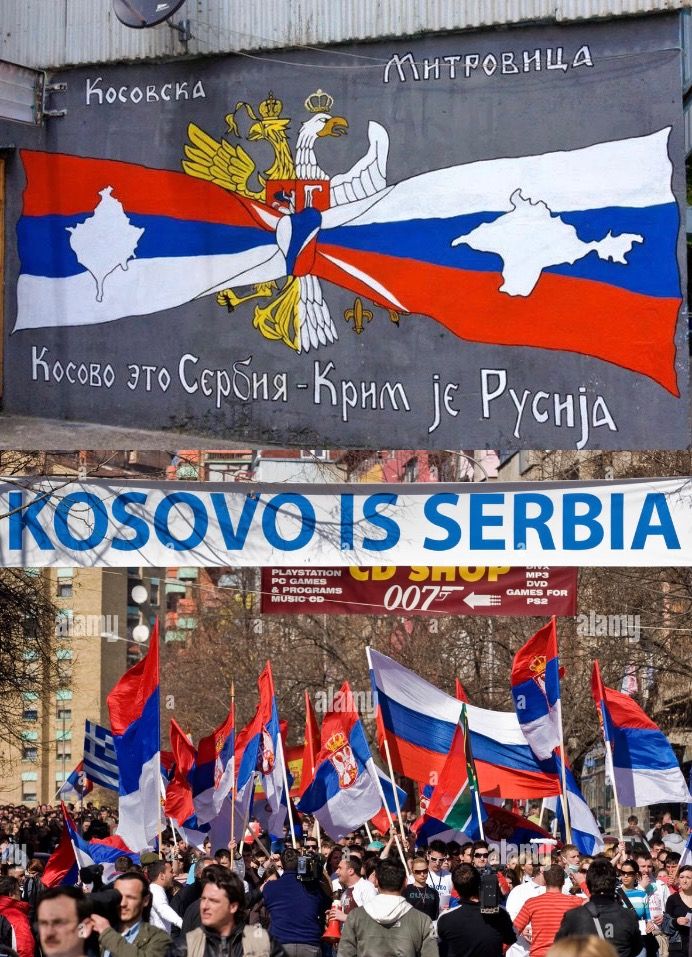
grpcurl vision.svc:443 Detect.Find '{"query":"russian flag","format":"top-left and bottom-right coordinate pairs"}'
top-left (296, 681), bottom-right (399, 840)
top-left (191, 697), bottom-right (235, 826)
top-left (511, 619), bottom-right (562, 761)
top-left (107, 620), bottom-right (161, 852)
top-left (368, 647), bottom-right (561, 798)
top-left (591, 660), bottom-right (691, 806)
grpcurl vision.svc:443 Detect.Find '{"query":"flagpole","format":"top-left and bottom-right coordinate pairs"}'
top-left (304, 689), bottom-right (321, 853)
top-left (553, 620), bottom-right (573, 844)
top-left (382, 737), bottom-right (408, 851)
top-left (369, 761), bottom-right (410, 875)
top-left (364, 821), bottom-right (374, 843)
top-left (461, 704), bottom-right (485, 842)
top-left (556, 695), bottom-right (573, 844)
top-left (276, 730), bottom-right (298, 849)
top-left (593, 661), bottom-right (623, 842)
top-left (230, 681), bottom-right (236, 851)
top-left (155, 619), bottom-right (163, 853)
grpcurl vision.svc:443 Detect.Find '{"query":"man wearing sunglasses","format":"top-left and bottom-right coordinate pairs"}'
top-left (404, 858), bottom-right (439, 921)
top-left (425, 841), bottom-right (453, 909)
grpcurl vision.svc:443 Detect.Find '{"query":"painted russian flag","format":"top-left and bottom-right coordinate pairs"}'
top-left (368, 648), bottom-right (561, 798)
top-left (107, 620), bottom-right (161, 852)
top-left (511, 619), bottom-right (562, 761)
top-left (14, 128), bottom-right (681, 393)
top-left (317, 128), bottom-right (681, 394)
top-left (191, 698), bottom-right (235, 826)
top-left (297, 681), bottom-right (396, 840)
top-left (591, 660), bottom-right (691, 806)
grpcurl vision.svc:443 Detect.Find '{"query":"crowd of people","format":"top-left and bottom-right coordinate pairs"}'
top-left (0, 803), bottom-right (691, 957)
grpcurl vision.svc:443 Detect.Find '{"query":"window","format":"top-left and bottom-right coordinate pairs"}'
top-left (22, 708), bottom-right (38, 722)
top-left (56, 707), bottom-right (72, 721)
top-left (22, 746), bottom-right (38, 761)
top-left (300, 449), bottom-right (328, 460)
top-left (149, 579), bottom-right (160, 606)
top-left (56, 566), bottom-right (74, 599)
top-left (56, 689), bottom-right (73, 701)
top-left (22, 792), bottom-right (36, 803)
top-left (56, 745), bottom-right (71, 761)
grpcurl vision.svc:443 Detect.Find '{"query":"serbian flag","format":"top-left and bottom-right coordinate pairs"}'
top-left (300, 691), bottom-right (321, 797)
top-left (61, 804), bottom-right (139, 883)
top-left (14, 127), bottom-right (681, 394)
top-left (256, 663), bottom-right (290, 837)
top-left (46, 804), bottom-right (140, 886)
top-left (591, 660), bottom-right (691, 805)
top-left (57, 761), bottom-right (93, 801)
top-left (191, 696), bottom-right (235, 825)
top-left (296, 681), bottom-right (397, 839)
top-left (368, 647), bottom-right (561, 798)
top-left (545, 758), bottom-right (604, 855)
top-left (511, 619), bottom-right (562, 761)
top-left (43, 812), bottom-right (79, 887)
top-left (209, 664), bottom-right (277, 848)
top-left (107, 619), bottom-right (161, 851)
top-left (164, 719), bottom-right (209, 848)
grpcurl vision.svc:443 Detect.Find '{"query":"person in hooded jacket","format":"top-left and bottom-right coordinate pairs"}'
top-left (0, 878), bottom-right (34, 957)
top-left (337, 858), bottom-right (437, 957)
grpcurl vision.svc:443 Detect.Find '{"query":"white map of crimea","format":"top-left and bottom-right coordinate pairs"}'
top-left (67, 186), bottom-right (144, 303)
top-left (451, 189), bottom-right (644, 296)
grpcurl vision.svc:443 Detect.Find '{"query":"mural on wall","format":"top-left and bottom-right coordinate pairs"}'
top-left (15, 93), bottom-right (679, 393)
top-left (3, 16), bottom-right (688, 446)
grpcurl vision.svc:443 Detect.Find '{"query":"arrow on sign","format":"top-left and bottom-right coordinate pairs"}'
top-left (463, 593), bottom-right (502, 608)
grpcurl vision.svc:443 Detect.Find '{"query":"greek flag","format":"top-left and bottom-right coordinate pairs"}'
top-left (83, 720), bottom-right (119, 791)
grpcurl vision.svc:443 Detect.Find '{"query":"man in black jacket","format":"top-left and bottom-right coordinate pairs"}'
top-left (167, 868), bottom-right (285, 957)
top-left (555, 859), bottom-right (642, 957)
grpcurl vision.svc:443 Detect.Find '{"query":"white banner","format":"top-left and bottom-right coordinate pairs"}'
top-left (0, 477), bottom-right (689, 568)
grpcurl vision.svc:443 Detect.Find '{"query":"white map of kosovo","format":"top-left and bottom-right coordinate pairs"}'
top-left (452, 189), bottom-right (644, 296)
top-left (67, 187), bottom-right (145, 302)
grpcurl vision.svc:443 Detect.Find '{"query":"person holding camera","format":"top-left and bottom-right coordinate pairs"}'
top-left (89, 872), bottom-right (171, 957)
top-left (260, 847), bottom-right (331, 957)
top-left (437, 864), bottom-right (516, 957)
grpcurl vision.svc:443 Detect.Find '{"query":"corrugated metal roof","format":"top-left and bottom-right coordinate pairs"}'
top-left (0, 0), bottom-right (687, 69)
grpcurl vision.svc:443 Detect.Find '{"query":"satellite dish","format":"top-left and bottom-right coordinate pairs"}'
top-left (113, 0), bottom-right (187, 28)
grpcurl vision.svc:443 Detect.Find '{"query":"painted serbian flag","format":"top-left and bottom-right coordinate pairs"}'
top-left (15, 128), bottom-right (680, 392)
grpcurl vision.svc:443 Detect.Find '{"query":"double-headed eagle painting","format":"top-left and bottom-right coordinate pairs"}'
top-left (182, 89), bottom-right (391, 353)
